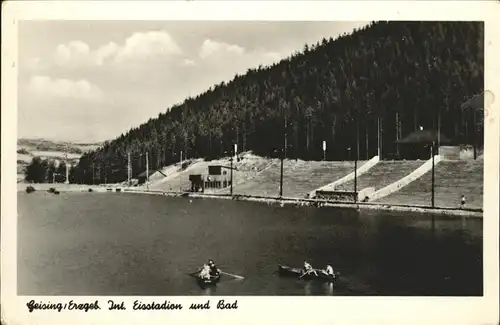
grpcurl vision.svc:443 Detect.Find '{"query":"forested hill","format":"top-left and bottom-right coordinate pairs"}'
top-left (72, 21), bottom-right (484, 184)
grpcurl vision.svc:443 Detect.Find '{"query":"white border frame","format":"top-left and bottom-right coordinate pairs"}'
top-left (2, 1), bottom-right (499, 325)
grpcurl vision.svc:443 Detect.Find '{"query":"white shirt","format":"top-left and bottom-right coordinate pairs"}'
top-left (326, 265), bottom-right (334, 275)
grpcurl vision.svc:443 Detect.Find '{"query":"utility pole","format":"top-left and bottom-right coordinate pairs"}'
top-left (354, 153), bottom-right (358, 202)
top-left (431, 141), bottom-right (435, 208)
top-left (395, 112), bottom-right (399, 158)
top-left (354, 114), bottom-right (359, 203)
top-left (146, 151), bottom-right (149, 191)
top-left (378, 117), bottom-right (381, 158)
top-left (322, 141), bottom-right (326, 161)
top-left (473, 108), bottom-right (477, 159)
top-left (179, 150), bottom-right (183, 193)
top-left (230, 144), bottom-right (234, 196)
top-left (65, 163), bottom-right (69, 184)
top-left (127, 152), bottom-right (131, 186)
top-left (438, 109), bottom-right (441, 149)
top-left (64, 148), bottom-right (69, 184)
top-left (279, 148), bottom-right (284, 198)
top-left (279, 110), bottom-right (286, 198)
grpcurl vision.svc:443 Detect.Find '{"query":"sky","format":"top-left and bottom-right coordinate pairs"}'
top-left (18, 21), bottom-right (367, 143)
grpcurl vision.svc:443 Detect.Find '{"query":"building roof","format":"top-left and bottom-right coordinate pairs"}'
top-left (209, 164), bottom-right (238, 170)
top-left (137, 169), bottom-right (166, 178)
top-left (395, 129), bottom-right (451, 144)
top-left (461, 91), bottom-right (494, 111)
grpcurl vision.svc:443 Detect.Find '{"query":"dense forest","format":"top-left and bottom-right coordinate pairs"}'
top-left (68, 21), bottom-right (484, 185)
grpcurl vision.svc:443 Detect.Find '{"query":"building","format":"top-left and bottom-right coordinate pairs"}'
top-left (137, 169), bottom-right (167, 184)
top-left (395, 129), bottom-right (451, 160)
top-left (396, 129), bottom-right (478, 161)
top-left (188, 164), bottom-right (237, 192)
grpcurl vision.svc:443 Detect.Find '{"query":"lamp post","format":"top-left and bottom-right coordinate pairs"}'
top-left (179, 150), bottom-right (183, 193)
top-left (431, 140), bottom-right (435, 208)
top-left (322, 140), bottom-right (326, 161)
top-left (354, 150), bottom-right (358, 203)
top-left (64, 150), bottom-right (69, 184)
top-left (230, 144), bottom-right (236, 197)
top-left (146, 151), bottom-right (149, 191)
top-left (354, 115), bottom-right (359, 203)
top-left (127, 152), bottom-right (132, 187)
top-left (279, 147), bottom-right (284, 198)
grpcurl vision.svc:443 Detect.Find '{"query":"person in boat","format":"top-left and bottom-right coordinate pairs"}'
top-left (303, 261), bottom-right (318, 276)
top-left (208, 259), bottom-right (220, 276)
top-left (321, 265), bottom-right (335, 277)
top-left (199, 264), bottom-right (211, 280)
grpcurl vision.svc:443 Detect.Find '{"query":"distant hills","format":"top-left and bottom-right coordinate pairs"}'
top-left (17, 138), bottom-right (102, 181)
top-left (72, 21), bottom-right (483, 185)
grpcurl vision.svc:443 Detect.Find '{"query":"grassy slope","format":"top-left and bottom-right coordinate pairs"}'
top-left (147, 155), bottom-right (483, 209)
top-left (148, 153), bottom-right (273, 192)
top-left (335, 161), bottom-right (425, 192)
top-left (376, 160), bottom-right (483, 209)
top-left (19, 143), bottom-right (483, 210)
top-left (217, 160), bottom-right (366, 198)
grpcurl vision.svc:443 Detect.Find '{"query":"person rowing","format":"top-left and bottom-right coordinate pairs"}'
top-left (208, 259), bottom-right (220, 276)
top-left (199, 264), bottom-right (211, 280)
top-left (302, 260), bottom-right (318, 277)
top-left (321, 264), bottom-right (335, 277)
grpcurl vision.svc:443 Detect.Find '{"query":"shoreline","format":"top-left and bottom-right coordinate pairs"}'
top-left (19, 184), bottom-right (483, 218)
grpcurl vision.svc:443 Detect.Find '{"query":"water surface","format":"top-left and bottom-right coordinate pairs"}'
top-left (17, 192), bottom-right (483, 296)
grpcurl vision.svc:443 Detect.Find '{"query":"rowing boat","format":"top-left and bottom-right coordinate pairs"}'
top-left (190, 272), bottom-right (221, 287)
top-left (278, 265), bottom-right (337, 283)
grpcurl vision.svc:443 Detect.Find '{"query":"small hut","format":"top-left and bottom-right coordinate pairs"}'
top-left (396, 129), bottom-right (451, 160)
top-left (137, 169), bottom-right (167, 184)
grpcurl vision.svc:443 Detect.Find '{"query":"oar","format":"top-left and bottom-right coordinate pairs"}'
top-left (299, 270), bottom-right (315, 279)
top-left (188, 271), bottom-right (200, 277)
top-left (220, 271), bottom-right (245, 280)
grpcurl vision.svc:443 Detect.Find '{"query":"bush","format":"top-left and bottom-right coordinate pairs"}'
top-left (26, 185), bottom-right (35, 193)
top-left (181, 161), bottom-right (190, 170)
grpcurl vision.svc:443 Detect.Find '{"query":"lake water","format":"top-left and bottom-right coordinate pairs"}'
top-left (17, 192), bottom-right (483, 296)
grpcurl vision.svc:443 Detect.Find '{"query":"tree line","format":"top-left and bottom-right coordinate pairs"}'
top-left (71, 21), bottom-right (484, 185)
top-left (25, 157), bottom-right (72, 183)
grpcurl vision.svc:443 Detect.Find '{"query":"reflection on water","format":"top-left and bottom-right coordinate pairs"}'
top-left (323, 282), bottom-right (334, 296)
top-left (200, 286), bottom-right (216, 296)
top-left (17, 192), bottom-right (482, 296)
top-left (304, 281), bottom-right (313, 296)
top-left (302, 281), bottom-right (336, 296)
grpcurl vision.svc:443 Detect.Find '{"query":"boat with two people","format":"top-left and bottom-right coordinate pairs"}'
top-left (191, 259), bottom-right (222, 287)
top-left (190, 259), bottom-right (245, 287)
top-left (278, 261), bottom-right (339, 283)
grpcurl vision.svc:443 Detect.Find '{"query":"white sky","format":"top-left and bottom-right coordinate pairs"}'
top-left (18, 21), bottom-right (367, 143)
